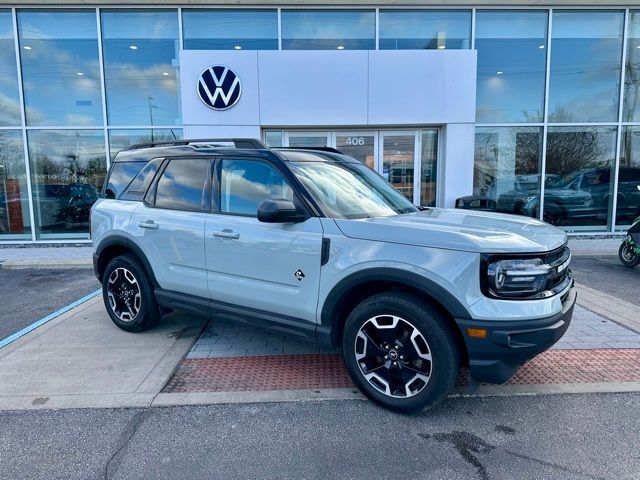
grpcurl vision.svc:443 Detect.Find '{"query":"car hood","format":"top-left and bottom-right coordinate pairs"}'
top-left (334, 208), bottom-right (567, 253)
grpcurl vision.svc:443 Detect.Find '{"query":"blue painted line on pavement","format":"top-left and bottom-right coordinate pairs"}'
top-left (0, 288), bottom-right (102, 349)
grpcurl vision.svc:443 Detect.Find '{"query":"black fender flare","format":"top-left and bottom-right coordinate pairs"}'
top-left (95, 235), bottom-right (159, 287)
top-left (319, 268), bottom-right (472, 344)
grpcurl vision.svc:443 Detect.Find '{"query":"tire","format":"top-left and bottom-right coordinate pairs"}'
top-left (102, 254), bottom-right (160, 332)
top-left (341, 292), bottom-right (460, 414)
top-left (619, 242), bottom-right (640, 268)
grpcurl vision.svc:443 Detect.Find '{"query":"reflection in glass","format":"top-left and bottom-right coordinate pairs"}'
top-left (183, 9), bottom-right (277, 50)
top-left (420, 130), bottom-right (438, 207)
top-left (544, 126), bottom-right (617, 230)
top-left (617, 127), bottom-right (640, 226)
top-left (155, 159), bottom-right (209, 211)
top-left (474, 127), bottom-right (542, 218)
top-left (383, 135), bottom-right (415, 201)
top-left (281, 10), bottom-right (375, 50)
top-left (548, 11), bottom-right (623, 122)
top-left (27, 130), bottom-right (106, 239)
top-left (379, 10), bottom-right (471, 50)
top-left (0, 131), bottom-right (31, 239)
top-left (623, 11), bottom-right (640, 122)
top-left (108, 128), bottom-right (182, 160)
top-left (264, 131), bottom-right (283, 148)
top-left (18, 9), bottom-right (102, 126)
top-left (476, 10), bottom-right (547, 123)
top-left (101, 9), bottom-right (180, 126)
top-left (336, 134), bottom-right (375, 169)
top-left (288, 135), bottom-right (328, 148)
top-left (0, 10), bottom-right (21, 126)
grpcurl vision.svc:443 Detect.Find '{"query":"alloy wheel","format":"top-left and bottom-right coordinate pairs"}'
top-left (354, 315), bottom-right (433, 398)
top-left (107, 267), bottom-right (142, 322)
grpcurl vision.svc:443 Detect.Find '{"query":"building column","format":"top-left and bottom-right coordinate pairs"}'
top-left (440, 123), bottom-right (475, 208)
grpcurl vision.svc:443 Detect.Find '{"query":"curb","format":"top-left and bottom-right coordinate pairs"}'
top-left (0, 259), bottom-right (93, 270)
top-left (575, 282), bottom-right (640, 334)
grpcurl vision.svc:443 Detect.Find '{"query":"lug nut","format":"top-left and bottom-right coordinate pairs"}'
top-left (393, 361), bottom-right (397, 366)
top-left (384, 355), bottom-right (388, 359)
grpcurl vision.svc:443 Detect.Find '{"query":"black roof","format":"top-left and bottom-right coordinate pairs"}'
top-left (112, 137), bottom-right (357, 164)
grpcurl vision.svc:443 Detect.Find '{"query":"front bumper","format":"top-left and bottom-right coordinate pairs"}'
top-left (457, 283), bottom-right (576, 384)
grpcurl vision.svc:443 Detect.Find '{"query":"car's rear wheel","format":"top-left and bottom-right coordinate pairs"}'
top-left (102, 254), bottom-right (160, 332)
top-left (342, 292), bottom-right (460, 413)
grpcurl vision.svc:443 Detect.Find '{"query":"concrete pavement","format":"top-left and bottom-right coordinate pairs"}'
top-left (0, 296), bottom-right (206, 410)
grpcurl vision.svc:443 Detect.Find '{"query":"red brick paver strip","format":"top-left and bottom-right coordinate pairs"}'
top-left (164, 349), bottom-right (640, 393)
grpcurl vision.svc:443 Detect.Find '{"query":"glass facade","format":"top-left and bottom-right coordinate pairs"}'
top-left (379, 10), bottom-right (471, 50)
top-left (0, 7), bottom-right (639, 241)
top-left (281, 10), bottom-right (375, 50)
top-left (182, 9), bottom-right (278, 50)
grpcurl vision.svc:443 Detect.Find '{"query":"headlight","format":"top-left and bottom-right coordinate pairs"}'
top-left (482, 247), bottom-right (572, 299)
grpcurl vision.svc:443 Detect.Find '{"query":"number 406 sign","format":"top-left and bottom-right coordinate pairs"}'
top-left (344, 137), bottom-right (366, 146)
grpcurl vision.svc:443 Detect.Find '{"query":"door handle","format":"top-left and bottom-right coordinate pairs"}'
top-left (138, 220), bottom-right (159, 230)
top-left (212, 229), bottom-right (239, 239)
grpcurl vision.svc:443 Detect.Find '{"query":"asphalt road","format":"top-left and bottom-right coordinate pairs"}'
top-left (1, 393), bottom-right (638, 480)
top-left (570, 256), bottom-right (640, 307)
top-left (0, 268), bottom-right (101, 342)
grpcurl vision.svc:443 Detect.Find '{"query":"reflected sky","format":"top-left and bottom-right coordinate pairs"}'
top-left (156, 158), bottom-right (208, 211)
top-left (476, 11), bottom-right (547, 123)
top-left (18, 10), bottom-right (103, 126)
top-left (379, 10), bottom-right (471, 50)
top-left (108, 128), bottom-right (182, 160)
top-left (0, 10), bottom-right (20, 126)
top-left (623, 11), bottom-right (640, 122)
top-left (282, 10), bottom-right (375, 50)
top-left (183, 9), bottom-right (278, 50)
top-left (548, 11), bottom-right (624, 122)
top-left (101, 9), bottom-right (180, 126)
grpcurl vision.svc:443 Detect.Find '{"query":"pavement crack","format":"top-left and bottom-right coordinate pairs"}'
top-left (103, 410), bottom-right (147, 480)
top-left (420, 431), bottom-right (494, 480)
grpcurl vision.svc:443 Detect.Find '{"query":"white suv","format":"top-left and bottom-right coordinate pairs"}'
top-left (91, 138), bottom-right (575, 412)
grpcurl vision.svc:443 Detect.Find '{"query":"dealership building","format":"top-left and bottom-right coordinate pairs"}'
top-left (1, 1), bottom-right (639, 242)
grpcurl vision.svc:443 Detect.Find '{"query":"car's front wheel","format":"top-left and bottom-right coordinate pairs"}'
top-left (342, 292), bottom-right (460, 413)
top-left (102, 254), bottom-right (160, 332)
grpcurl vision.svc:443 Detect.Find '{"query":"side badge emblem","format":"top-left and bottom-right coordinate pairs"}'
top-left (294, 269), bottom-right (305, 281)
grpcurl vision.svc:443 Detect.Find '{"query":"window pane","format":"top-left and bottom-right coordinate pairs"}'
top-left (0, 10), bottom-right (21, 126)
top-left (221, 159), bottom-right (293, 215)
top-left (382, 135), bottom-right (414, 201)
top-left (420, 130), bottom-right (438, 207)
top-left (183, 9), bottom-right (277, 50)
top-left (18, 9), bottom-right (102, 126)
top-left (264, 131), bottom-right (283, 148)
top-left (281, 10), bottom-right (375, 50)
top-left (104, 161), bottom-right (146, 199)
top-left (101, 9), bottom-right (180, 126)
top-left (617, 127), bottom-right (640, 226)
top-left (544, 126), bottom-right (617, 230)
top-left (27, 129), bottom-right (106, 239)
top-left (155, 159), bottom-right (208, 211)
top-left (476, 10), bottom-right (547, 123)
top-left (623, 11), bottom-right (640, 122)
top-left (0, 130), bottom-right (31, 239)
top-left (548, 11), bottom-right (623, 122)
top-left (379, 10), bottom-right (471, 50)
top-left (108, 128), bottom-right (182, 160)
top-left (474, 127), bottom-right (543, 218)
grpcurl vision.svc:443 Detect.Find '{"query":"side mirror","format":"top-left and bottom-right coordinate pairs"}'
top-left (257, 199), bottom-right (307, 223)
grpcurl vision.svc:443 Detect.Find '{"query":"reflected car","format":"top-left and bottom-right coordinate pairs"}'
top-left (34, 182), bottom-right (99, 232)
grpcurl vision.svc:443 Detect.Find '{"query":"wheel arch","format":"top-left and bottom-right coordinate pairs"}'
top-left (95, 236), bottom-right (158, 287)
top-left (320, 268), bottom-right (470, 362)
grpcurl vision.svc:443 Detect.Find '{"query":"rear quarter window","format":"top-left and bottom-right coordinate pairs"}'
top-left (121, 159), bottom-right (163, 201)
top-left (104, 161), bottom-right (147, 199)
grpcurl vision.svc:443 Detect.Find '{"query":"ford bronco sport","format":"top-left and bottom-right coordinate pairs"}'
top-left (91, 138), bottom-right (576, 412)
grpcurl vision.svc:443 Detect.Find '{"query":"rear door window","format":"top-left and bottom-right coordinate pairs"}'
top-left (154, 158), bottom-right (211, 211)
top-left (104, 161), bottom-right (147, 199)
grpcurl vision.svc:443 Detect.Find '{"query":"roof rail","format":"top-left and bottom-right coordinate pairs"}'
top-left (277, 146), bottom-right (344, 154)
top-left (129, 138), bottom-right (266, 150)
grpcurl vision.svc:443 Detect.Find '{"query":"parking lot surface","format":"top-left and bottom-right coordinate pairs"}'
top-left (570, 256), bottom-right (640, 307)
top-left (0, 268), bottom-right (100, 342)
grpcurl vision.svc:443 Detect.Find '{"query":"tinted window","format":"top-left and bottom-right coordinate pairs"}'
top-left (281, 10), bottom-right (375, 50)
top-left (105, 161), bottom-right (146, 198)
top-left (121, 158), bottom-right (162, 200)
top-left (0, 10), bottom-right (20, 126)
top-left (220, 160), bottom-right (293, 216)
top-left (379, 10), bottom-right (471, 50)
top-left (155, 159), bottom-right (209, 211)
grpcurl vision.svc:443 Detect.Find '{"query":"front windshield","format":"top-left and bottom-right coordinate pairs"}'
top-left (288, 161), bottom-right (418, 219)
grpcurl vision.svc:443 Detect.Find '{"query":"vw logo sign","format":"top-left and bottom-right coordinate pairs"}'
top-left (197, 66), bottom-right (241, 110)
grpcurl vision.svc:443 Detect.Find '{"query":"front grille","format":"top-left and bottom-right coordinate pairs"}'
top-left (543, 245), bottom-right (571, 293)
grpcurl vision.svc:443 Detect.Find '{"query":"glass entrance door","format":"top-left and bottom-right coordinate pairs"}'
top-left (381, 132), bottom-right (417, 203)
top-left (265, 129), bottom-right (439, 206)
top-left (335, 132), bottom-right (377, 169)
